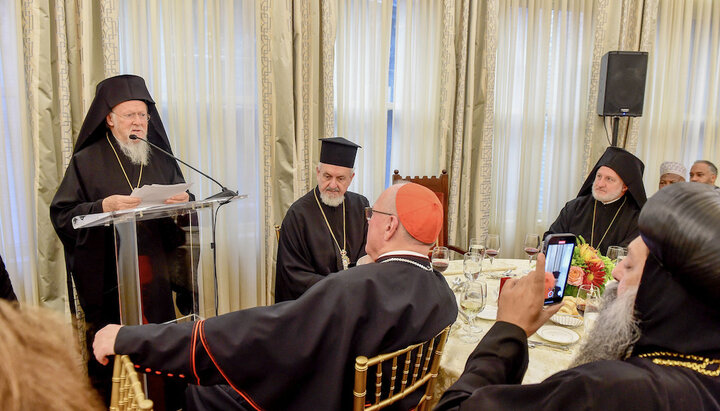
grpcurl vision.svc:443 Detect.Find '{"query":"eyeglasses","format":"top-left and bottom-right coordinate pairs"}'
top-left (112, 111), bottom-right (150, 122)
top-left (364, 207), bottom-right (394, 221)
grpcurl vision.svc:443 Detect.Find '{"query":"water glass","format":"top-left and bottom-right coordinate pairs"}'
top-left (469, 236), bottom-right (487, 257)
top-left (459, 281), bottom-right (487, 343)
top-left (463, 252), bottom-right (482, 282)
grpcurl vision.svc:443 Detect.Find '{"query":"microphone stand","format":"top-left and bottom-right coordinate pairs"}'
top-left (130, 134), bottom-right (235, 316)
top-left (129, 134), bottom-right (238, 200)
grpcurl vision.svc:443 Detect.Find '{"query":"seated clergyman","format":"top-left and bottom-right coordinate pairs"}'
top-left (93, 182), bottom-right (457, 411)
top-left (544, 146), bottom-right (647, 255)
top-left (435, 182), bottom-right (720, 410)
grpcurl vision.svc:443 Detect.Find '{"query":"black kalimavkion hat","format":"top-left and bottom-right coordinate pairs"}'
top-left (319, 137), bottom-right (361, 168)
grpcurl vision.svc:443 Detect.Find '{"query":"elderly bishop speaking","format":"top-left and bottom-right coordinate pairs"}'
top-left (275, 137), bottom-right (370, 302)
top-left (50, 74), bottom-right (192, 400)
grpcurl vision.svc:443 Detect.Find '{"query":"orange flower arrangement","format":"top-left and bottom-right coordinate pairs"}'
top-left (565, 236), bottom-right (614, 297)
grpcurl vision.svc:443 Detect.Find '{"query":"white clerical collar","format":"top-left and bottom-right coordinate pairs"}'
top-left (379, 250), bottom-right (428, 259)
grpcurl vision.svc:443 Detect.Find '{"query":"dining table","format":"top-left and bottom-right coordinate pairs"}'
top-left (430, 258), bottom-right (589, 408)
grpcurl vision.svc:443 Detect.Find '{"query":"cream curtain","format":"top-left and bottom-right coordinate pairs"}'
top-left (388, 1), bottom-right (445, 180)
top-left (635, 0), bottom-right (720, 195)
top-left (335, 0), bottom-right (497, 251)
top-left (0, 0), bottom-right (36, 303)
top-left (492, 0), bottom-right (600, 258)
top-left (335, 0), bottom-right (393, 204)
top-left (118, 1), bottom-right (260, 312)
top-left (256, 1), bottom-right (337, 304)
top-left (12, 0), bottom-right (117, 309)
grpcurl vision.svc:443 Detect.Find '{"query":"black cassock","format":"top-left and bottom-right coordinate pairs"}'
top-left (0, 255), bottom-right (17, 301)
top-left (543, 193), bottom-right (640, 255)
top-left (115, 255), bottom-right (458, 411)
top-left (50, 136), bottom-right (189, 328)
top-left (275, 186), bottom-right (369, 302)
top-left (435, 322), bottom-right (720, 410)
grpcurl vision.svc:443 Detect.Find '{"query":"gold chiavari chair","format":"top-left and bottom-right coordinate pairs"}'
top-left (353, 326), bottom-right (450, 411)
top-left (110, 355), bottom-right (154, 411)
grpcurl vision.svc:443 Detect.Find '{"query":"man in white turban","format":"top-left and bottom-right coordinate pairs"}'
top-left (658, 161), bottom-right (686, 190)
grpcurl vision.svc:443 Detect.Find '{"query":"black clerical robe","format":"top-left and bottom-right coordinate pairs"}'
top-left (275, 186), bottom-right (369, 302)
top-left (0, 255), bottom-right (17, 301)
top-left (115, 255), bottom-right (458, 411)
top-left (50, 136), bottom-right (189, 328)
top-left (435, 322), bottom-right (720, 410)
top-left (544, 193), bottom-right (640, 255)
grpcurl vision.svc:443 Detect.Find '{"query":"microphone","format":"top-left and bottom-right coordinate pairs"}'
top-left (129, 134), bottom-right (238, 200)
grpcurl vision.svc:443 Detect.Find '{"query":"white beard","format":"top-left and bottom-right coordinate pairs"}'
top-left (117, 138), bottom-right (151, 166)
top-left (592, 185), bottom-right (624, 203)
top-left (320, 190), bottom-right (344, 207)
top-left (569, 282), bottom-right (641, 367)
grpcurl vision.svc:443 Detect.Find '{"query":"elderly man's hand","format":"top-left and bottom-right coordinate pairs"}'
top-left (93, 324), bottom-right (123, 365)
top-left (165, 192), bottom-right (190, 204)
top-left (496, 253), bottom-right (561, 336)
top-left (102, 195), bottom-right (141, 212)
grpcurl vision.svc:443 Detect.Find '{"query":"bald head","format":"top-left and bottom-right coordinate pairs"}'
top-left (689, 160), bottom-right (717, 185)
top-left (365, 182), bottom-right (442, 260)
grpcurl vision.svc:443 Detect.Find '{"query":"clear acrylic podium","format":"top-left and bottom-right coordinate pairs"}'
top-left (72, 196), bottom-right (245, 326)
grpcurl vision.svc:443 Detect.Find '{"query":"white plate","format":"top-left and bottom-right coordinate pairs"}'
top-left (477, 305), bottom-right (497, 321)
top-left (536, 325), bottom-right (579, 345)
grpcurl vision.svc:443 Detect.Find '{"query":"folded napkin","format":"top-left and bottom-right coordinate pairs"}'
top-left (442, 260), bottom-right (518, 275)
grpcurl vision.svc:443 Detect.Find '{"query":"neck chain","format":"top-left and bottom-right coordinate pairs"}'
top-left (381, 258), bottom-right (433, 271)
top-left (313, 188), bottom-right (349, 270)
top-left (107, 133), bottom-right (143, 191)
top-left (591, 196), bottom-right (626, 249)
top-left (637, 352), bottom-right (720, 377)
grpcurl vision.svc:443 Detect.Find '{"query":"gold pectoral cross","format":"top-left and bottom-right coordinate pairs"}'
top-left (341, 250), bottom-right (350, 271)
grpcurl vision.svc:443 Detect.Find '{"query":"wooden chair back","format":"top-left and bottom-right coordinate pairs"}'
top-left (352, 326), bottom-right (450, 411)
top-left (392, 170), bottom-right (465, 255)
top-left (110, 355), bottom-right (154, 411)
top-left (274, 224), bottom-right (281, 243)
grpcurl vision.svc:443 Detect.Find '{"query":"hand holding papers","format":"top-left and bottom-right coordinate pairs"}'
top-left (131, 183), bottom-right (192, 206)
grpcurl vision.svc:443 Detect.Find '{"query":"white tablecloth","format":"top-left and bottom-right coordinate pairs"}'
top-left (432, 259), bottom-right (587, 407)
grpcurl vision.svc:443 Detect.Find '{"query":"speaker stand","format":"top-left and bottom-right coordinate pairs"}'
top-left (611, 116), bottom-right (620, 147)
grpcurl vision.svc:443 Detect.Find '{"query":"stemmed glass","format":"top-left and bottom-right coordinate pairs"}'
top-left (463, 252), bottom-right (482, 282)
top-left (606, 246), bottom-right (627, 264)
top-left (469, 235), bottom-right (487, 256)
top-left (485, 234), bottom-right (501, 265)
top-left (523, 234), bottom-right (541, 265)
top-left (458, 281), bottom-right (487, 343)
top-left (431, 246), bottom-right (450, 273)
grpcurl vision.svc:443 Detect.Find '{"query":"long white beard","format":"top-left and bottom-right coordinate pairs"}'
top-left (569, 281), bottom-right (641, 367)
top-left (117, 138), bottom-right (151, 166)
top-left (320, 190), bottom-right (344, 207)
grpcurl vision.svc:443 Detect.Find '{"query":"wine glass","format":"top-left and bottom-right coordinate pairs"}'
top-left (485, 234), bottom-right (501, 265)
top-left (523, 233), bottom-right (541, 264)
top-left (576, 284), bottom-right (599, 313)
top-left (463, 252), bottom-right (482, 282)
top-left (583, 291), bottom-right (601, 333)
top-left (469, 235), bottom-right (487, 257)
top-left (459, 281), bottom-right (487, 343)
top-left (431, 246), bottom-right (450, 273)
top-left (606, 246), bottom-right (626, 264)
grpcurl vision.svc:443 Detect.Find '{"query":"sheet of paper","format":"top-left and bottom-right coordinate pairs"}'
top-left (131, 183), bottom-right (192, 205)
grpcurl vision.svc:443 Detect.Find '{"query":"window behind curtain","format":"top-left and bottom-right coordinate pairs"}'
top-left (493, 1), bottom-right (594, 257)
top-left (637, 0), bottom-right (720, 193)
top-left (117, 1), bottom-right (261, 311)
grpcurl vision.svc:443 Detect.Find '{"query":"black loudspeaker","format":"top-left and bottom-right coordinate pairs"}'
top-left (597, 51), bottom-right (648, 117)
